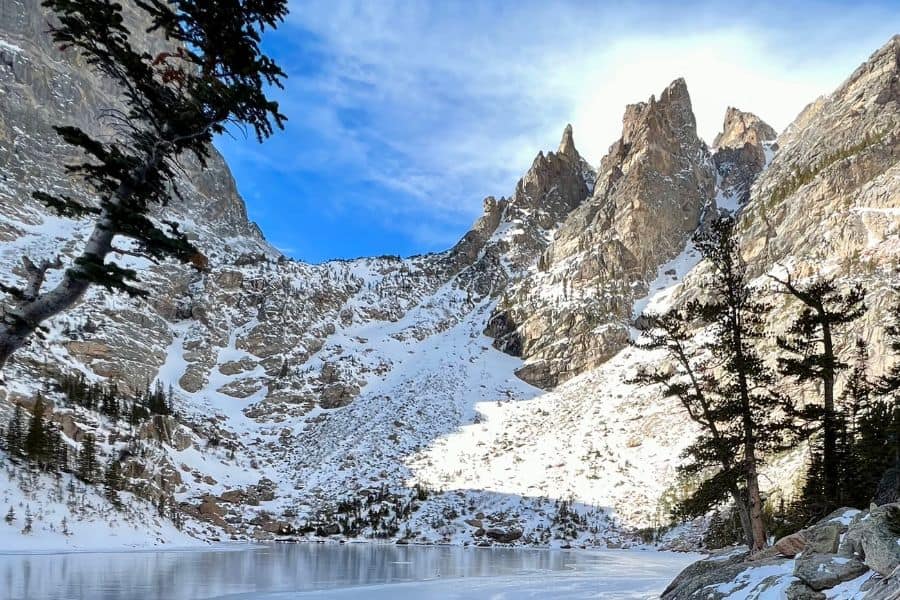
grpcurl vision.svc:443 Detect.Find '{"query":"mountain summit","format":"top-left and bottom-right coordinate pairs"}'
top-left (0, 2), bottom-right (897, 556)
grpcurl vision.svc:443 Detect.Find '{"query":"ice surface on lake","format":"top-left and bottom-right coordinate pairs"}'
top-left (0, 544), bottom-right (698, 600)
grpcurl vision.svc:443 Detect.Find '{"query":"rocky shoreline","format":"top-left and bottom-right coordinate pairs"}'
top-left (663, 504), bottom-right (900, 599)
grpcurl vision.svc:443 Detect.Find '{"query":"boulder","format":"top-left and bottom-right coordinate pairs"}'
top-left (199, 496), bottom-right (225, 517)
top-left (138, 415), bottom-right (192, 450)
top-left (861, 566), bottom-right (899, 600)
top-left (484, 528), bottom-right (522, 543)
top-left (840, 503), bottom-right (900, 576)
top-left (806, 523), bottom-right (842, 554)
top-left (255, 478), bottom-right (277, 501)
top-left (785, 580), bottom-right (825, 600)
top-left (794, 554), bottom-right (869, 591)
top-left (662, 550), bottom-right (779, 600)
top-left (775, 531), bottom-right (808, 558)
top-left (219, 489), bottom-right (245, 504)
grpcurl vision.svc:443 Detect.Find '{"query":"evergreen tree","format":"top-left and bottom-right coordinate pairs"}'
top-left (876, 298), bottom-right (900, 397)
top-left (870, 297), bottom-right (900, 496)
top-left (24, 394), bottom-right (50, 466)
top-left (4, 404), bottom-right (24, 457)
top-left (0, 0), bottom-right (288, 371)
top-left (634, 216), bottom-right (791, 552)
top-left (22, 506), bottom-right (32, 534)
top-left (632, 308), bottom-right (752, 546)
top-left (769, 273), bottom-right (866, 515)
top-left (838, 339), bottom-right (872, 507)
top-left (104, 457), bottom-right (123, 508)
top-left (77, 433), bottom-right (99, 483)
top-left (48, 425), bottom-right (70, 473)
top-left (100, 385), bottom-right (119, 421)
top-left (4, 506), bottom-right (14, 524)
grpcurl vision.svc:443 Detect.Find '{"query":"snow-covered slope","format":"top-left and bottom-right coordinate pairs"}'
top-left (0, 3), bottom-right (898, 552)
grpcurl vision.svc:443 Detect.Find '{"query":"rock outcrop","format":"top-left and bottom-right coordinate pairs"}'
top-left (663, 506), bottom-right (899, 600)
top-left (488, 78), bottom-right (715, 387)
top-left (712, 107), bottom-right (778, 206)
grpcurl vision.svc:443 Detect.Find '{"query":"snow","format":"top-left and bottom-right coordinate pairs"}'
top-left (828, 509), bottom-right (861, 527)
top-left (824, 571), bottom-right (876, 599)
top-left (713, 562), bottom-right (795, 599)
top-left (0, 460), bottom-right (201, 552)
top-left (0, 38), bottom-right (23, 54)
top-left (630, 239), bottom-right (701, 326)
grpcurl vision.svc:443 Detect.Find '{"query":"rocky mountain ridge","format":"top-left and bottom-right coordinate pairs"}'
top-left (0, 1), bottom-right (897, 550)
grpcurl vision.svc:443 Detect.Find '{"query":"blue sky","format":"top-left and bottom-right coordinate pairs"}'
top-left (215, 0), bottom-right (900, 263)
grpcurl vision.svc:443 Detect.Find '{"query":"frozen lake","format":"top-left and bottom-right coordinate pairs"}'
top-left (0, 543), bottom-right (697, 599)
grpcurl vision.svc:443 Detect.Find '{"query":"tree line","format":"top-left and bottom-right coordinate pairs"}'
top-left (1, 377), bottom-right (178, 508)
top-left (633, 215), bottom-right (899, 552)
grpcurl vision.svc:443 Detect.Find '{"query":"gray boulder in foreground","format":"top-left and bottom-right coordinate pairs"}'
top-left (662, 505), bottom-right (900, 600)
top-left (839, 503), bottom-right (900, 576)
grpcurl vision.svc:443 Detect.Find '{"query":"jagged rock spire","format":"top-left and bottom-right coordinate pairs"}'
top-left (557, 124), bottom-right (577, 160)
top-left (714, 107), bottom-right (777, 149)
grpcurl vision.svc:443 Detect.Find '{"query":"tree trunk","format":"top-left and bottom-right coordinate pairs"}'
top-left (821, 317), bottom-right (839, 509)
top-left (732, 307), bottom-right (768, 552)
top-left (0, 174), bottom-right (136, 373)
top-left (745, 456), bottom-right (767, 552)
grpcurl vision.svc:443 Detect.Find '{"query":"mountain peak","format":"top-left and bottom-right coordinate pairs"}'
top-left (556, 123), bottom-right (577, 160)
top-left (713, 107), bottom-right (777, 149)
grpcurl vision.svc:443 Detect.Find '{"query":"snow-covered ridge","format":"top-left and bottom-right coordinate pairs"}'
top-left (1, 5), bottom-right (899, 553)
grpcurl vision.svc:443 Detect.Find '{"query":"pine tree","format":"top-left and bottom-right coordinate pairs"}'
top-left (49, 426), bottom-right (69, 473)
top-left (104, 457), bottom-right (123, 508)
top-left (24, 394), bottom-right (50, 466)
top-left (77, 433), bottom-right (99, 483)
top-left (4, 506), bottom-right (14, 525)
top-left (22, 506), bottom-right (32, 534)
top-left (0, 0), bottom-right (288, 371)
top-left (632, 308), bottom-right (752, 546)
top-left (870, 297), bottom-right (900, 499)
top-left (4, 404), bottom-right (25, 458)
top-left (635, 216), bottom-right (791, 552)
top-left (769, 273), bottom-right (866, 515)
top-left (838, 339), bottom-right (871, 508)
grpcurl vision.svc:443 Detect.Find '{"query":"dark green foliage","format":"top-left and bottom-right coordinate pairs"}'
top-left (704, 508), bottom-right (745, 549)
top-left (4, 404), bottom-right (25, 457)
top-left (55, 371), bottom-right (171, 424)
top-left (77, 433), bottom-right (99, 483)
top-left (104, 457), bottom-right (124, 508)
top-left (304, 485), bottom-right (431, 539)
top-left (24, 395), bottom-right (49, 464)
top-left (4, 398), bottom-right (68, 472)
top-left (0, 0), bottom-right (287, 370)
top-left (142, 381), bottom-right (173, 417)
top-left (633, 216), bottom-right (792, 551)
top-left (771, 274), bottom-right (866, 515)
top-left (36, 0), bottom-right (288, 273)
top-left (786, 298), bottom-right (900, 525)
top-left (877, 298), bottom-right (900, 397)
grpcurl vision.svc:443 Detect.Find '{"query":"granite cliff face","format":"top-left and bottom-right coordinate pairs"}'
top-left (713, 107), bottom-right (778, 205)
top-left (488, 78), bottom-right (715, 387)
top-left (0, 1), bottom-right (898, 549)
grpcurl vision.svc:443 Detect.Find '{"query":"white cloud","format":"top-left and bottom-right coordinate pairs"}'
top-left (271, 0), bottom-right (900, 249)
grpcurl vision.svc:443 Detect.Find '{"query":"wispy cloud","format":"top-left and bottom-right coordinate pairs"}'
top-left (217, 0), bottom-right (900, 260)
